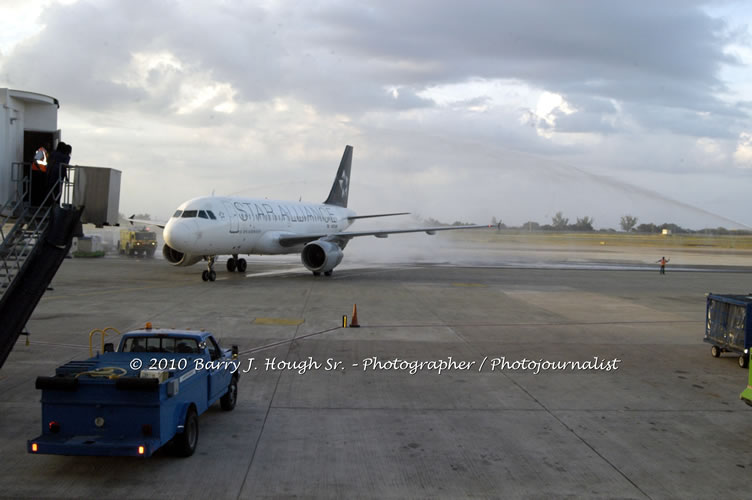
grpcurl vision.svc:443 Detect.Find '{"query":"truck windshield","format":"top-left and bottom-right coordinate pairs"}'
top-left (135, 233), bottom-right (156, 240)
top-left (122, 337), bottom-right (201, 354)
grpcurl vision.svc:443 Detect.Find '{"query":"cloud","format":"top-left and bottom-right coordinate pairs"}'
top-left (0, 0), bottom-right (750, 227)
top-left (3, 1), bottom-right (744, 122)
top-left (733, 132), bottom-right (752, 167)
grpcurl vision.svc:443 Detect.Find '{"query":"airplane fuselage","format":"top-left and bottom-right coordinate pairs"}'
top-left (163, 196), bottom-right (356, 256)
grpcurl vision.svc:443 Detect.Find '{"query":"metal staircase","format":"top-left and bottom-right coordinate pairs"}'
top-left (0, 163), bottom-right (82, 368)
top-left (0, 173), bottom-right (55, 294)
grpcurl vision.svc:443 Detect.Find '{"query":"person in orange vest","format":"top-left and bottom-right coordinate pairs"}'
top-left (32, 146), bottom-right (48, 171)
top-left (657, 256), bottom-right (670, 275)
top-left (30, 145), bottom-right (49, 206)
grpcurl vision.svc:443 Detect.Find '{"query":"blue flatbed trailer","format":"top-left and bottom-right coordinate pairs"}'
top-left (28, 327), bottom-right (239, 457)
top-left (704, 293), bottom-right (752, 369)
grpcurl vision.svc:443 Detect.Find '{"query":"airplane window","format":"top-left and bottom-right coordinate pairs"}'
top-left (198, 210), bottom-right (208, 219)
top-left (173, 210), bottom-right (183, 218)
top-left (206, 211), bottom-right (216, 220)
top-left (182, 210), bottom-right (198, 218)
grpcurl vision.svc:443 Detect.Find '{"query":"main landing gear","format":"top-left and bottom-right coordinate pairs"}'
top-left (202, 256), bottom-right (217, 282)
top-left (226, 255), bottom-right (247, 273)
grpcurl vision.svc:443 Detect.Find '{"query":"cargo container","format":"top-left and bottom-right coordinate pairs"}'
top-left (704, 293), bottom-right (752, 368)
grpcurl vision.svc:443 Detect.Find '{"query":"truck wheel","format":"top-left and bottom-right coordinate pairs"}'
top-left (220, 376), bottom-right (238, 411)
top-left (711, 345), bottom-right (721, 358)
top-left (739, 354), bottom-right (749, 369)
top-left (174, 407), bottom-right (199, 457)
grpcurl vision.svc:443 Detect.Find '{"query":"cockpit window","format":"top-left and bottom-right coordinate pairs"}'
top-left (175, 209), bottom-right (214, 219)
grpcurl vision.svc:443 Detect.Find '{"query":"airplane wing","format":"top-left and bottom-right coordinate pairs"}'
top-left (277, 224), bottom-right (491, 247)
top-left (347, 212), bottom-right (410, 220)
top-left (127, 215), bottom-right (167, 229)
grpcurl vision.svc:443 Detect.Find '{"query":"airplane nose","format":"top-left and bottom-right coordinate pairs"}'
top-left (164, 221), bottom-right (191, 251)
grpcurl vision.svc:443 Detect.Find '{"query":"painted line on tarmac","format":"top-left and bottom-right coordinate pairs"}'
top-left (41, 280), bottom-right (200, 300)
top-left (332, 265), bottom-right (424, 279)
top-left (245, 268), bottom-right (305, 278)
top-left (253, 317), bottom-right (305, 326)
top-left (365, 319), bottom-right (699, 328)
top-left (25, 340), bottom-right (89, 350)
top-left (243, 264), bottom-right (417, 279)
top-left (431, 262), bottom-right (752, 272)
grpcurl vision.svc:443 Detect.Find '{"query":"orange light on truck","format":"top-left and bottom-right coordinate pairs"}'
top-left (138, 445), bottom-right (145, 455)
top-left (31, 443), bottom-right (38, 452)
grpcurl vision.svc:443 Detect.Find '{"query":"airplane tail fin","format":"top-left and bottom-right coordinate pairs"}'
top-left (324, 145), bottom-right (353, 207)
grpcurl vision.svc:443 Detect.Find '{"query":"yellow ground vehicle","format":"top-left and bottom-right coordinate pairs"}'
top-left (118, 229), bottom-right (157, 257)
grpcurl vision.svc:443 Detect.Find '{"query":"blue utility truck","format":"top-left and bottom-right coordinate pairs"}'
top-left (28, 326), bottom-right (239, 457)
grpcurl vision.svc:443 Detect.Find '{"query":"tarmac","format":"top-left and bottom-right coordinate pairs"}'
top-left (1, 252), bottom-right (752, 499)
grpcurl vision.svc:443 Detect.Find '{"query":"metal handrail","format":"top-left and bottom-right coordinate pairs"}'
top-left (0, 164), bottom-right (78, 293)
top-left (0, 163), bottom-right (31, 241)
top-left (89, 327), bottom-right (122, 356)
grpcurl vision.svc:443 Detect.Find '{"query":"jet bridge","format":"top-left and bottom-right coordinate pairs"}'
top-left (0, 89), bottom-right (121, 368)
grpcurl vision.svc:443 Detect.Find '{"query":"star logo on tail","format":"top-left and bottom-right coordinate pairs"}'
top-left (339, 171), bottom-right (349, 197)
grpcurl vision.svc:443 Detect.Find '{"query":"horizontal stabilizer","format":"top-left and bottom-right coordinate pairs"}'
top-left (347, 212), bottom-right (409, 220)
top-left (127, 215), bottom-right (167, 229)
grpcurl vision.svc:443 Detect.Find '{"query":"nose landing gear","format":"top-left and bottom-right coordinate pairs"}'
top-left (202, 256), bottom-right (217, 281)
top-left (203, 255), bottom-right (249, 281)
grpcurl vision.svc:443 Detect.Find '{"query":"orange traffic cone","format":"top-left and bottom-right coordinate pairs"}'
top-left (350, 304), bottom-right (360, 328)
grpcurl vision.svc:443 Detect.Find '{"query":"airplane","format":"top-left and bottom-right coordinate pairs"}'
top-left (135, 145), bottom-right (490, 281)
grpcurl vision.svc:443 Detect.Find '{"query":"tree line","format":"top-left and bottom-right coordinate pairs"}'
top-left (487, 213), bottom-right (752, 235)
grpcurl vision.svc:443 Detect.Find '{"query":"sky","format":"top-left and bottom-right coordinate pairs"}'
top-left (1, 0), bottom-right (751, 229)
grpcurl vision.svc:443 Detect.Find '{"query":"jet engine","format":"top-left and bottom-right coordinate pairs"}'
top-left (162, 244), bottom-right (203, 267)
top-left (301, 240), bottom-right (343, 274)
